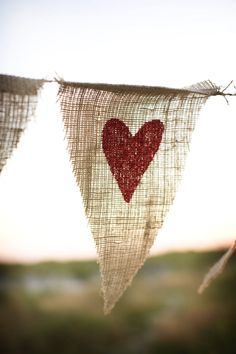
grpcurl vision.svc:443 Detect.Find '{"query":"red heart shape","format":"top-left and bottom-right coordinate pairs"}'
top-left (102, 118), bottom-right (164, 202)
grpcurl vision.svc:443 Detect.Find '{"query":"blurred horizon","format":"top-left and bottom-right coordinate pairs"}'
top-left (0, 248), bottom-right (236, 354)
top-left (0, 244), bottom-right (233, 265)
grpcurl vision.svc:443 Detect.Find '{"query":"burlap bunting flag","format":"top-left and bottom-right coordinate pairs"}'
top-left (0, 74), bottom-right (43, 173)
top-left (58, 81), bottom-right (218, 313)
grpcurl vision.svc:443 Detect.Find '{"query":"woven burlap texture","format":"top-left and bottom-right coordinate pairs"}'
top-left (0, 74), bottom-right (43, 172)
top-left (59, 81), bottom-right (217, 314)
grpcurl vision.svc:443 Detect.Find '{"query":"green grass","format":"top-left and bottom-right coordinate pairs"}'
top-left (0, 250), bottom-right (235, 354)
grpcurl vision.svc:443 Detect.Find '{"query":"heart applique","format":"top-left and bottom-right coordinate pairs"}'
top-left (102, 118), bottom-right (164, 202)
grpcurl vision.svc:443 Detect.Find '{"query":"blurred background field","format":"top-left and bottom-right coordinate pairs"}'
top-left (0, 250), bottom-right (235, 354)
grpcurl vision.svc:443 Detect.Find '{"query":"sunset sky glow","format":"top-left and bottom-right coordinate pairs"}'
top-left (0, 0), bottom-right (236, 262)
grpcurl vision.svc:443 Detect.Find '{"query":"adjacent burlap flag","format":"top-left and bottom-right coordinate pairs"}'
top-left (0, 74), bottom-right (43, 172)
top-left (58, 80), bottom-right (218, 313)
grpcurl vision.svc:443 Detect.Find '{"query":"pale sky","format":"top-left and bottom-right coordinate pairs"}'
top-left (0, 0), bottom-right (236, 262)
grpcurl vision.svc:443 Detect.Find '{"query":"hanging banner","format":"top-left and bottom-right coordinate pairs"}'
top-left (0, 74), bottom-right (43, 172)
top-left (58, 80), bottom-right (218, 313)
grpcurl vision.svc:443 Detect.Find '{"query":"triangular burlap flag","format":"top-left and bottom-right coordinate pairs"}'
top-left (0, 74), bottom-right (43, 173)
top-left (58, 81), bottom-right (218, 313)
